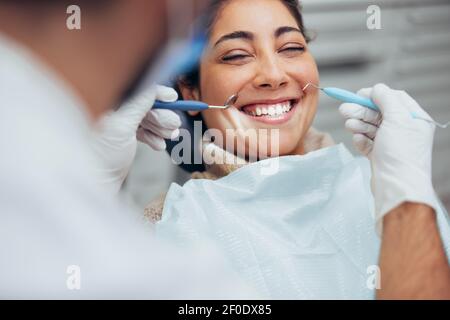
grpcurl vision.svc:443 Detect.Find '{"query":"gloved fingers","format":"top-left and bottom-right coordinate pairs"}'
top-left (371, 83), bottom-right (410, 119)
top-left (115, 87), bottom-right (158, 126)
top-left (155, 85), bottom-right (178, 102)
top-left (352, 133), bottom-right (374, 156)
top-left (137, 127), bottom-right (167, 151)
top-left (397, 90), bottom-right (434, 122)
top-left (141, 117), bottom-right (180, 139)
top-left (143, 108), bottom-right (182, 130)
top-left (142, 124), bottom-right (179, 140)
top-left (339, 103), bottom-right (381, 126)
top-left (345, 118), bottom-right (378, 139)
top-left (356, 87), bottom-right (373, 99)
top-left (113, 85), bottom-right (178, 130)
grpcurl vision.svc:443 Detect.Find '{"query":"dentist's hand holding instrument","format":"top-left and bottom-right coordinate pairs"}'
top-left (338, 84), bottom-right (450, 300)
top-left (337, 83), bottom-right (439, 233)
top-left (92, 85), bottom-right (182, 193)
top-left (92, 86), bottom-right (239, 194)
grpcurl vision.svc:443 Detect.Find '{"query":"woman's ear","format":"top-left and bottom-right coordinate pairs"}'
top-left (178, 81), bottom-right (201, 117)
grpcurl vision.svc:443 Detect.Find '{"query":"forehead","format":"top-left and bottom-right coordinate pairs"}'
top-left (209, 0), bottom-right (299, 41)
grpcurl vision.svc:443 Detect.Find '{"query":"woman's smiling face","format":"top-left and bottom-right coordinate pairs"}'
top-left (181, 0), bottom-right (319, 158)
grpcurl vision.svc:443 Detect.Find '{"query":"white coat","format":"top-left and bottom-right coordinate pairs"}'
top-left (0, 35), bottom-right (251, 299)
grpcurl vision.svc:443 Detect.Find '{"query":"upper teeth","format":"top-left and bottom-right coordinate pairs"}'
top-left (244, 101), bottom-right (293, 117)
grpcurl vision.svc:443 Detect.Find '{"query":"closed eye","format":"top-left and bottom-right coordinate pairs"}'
top-left (220, 45), bottom-right (305, 63)
top-left (221, 54), bottom-right (251, 62)
top-left (279, 46), bottom-right (305, 53)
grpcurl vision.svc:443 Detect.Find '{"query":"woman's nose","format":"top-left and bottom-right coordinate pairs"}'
top-left (252, 56), bottom-right (289, 90)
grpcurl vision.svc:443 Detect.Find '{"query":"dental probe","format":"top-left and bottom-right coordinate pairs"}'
top-left (303, 83), bottom-right (449, 129)
top-left (153, 94), bottom-right (238, 111)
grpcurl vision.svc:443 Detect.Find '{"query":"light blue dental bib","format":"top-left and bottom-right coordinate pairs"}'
top-left (155, 144), bottom-right (450, 299)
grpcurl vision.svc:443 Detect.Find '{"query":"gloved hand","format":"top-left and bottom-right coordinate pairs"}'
top-left (92, 85), bottom-right (181, 194)
top-left (339, 83), bottom-right (438, 234)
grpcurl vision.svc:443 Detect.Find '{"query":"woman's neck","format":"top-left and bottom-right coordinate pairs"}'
top-left (289, 140), bottom-right (306, 156)
top-left (197, 127), bottom-right (335, 180)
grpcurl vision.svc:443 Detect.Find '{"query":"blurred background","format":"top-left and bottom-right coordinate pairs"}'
top-left (122, 0), bottom-right (450, 212)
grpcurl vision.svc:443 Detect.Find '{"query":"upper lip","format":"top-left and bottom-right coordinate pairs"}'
top-left (236, 96), bottom-right (301, 110)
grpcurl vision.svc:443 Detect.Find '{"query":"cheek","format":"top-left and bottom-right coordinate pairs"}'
top-left (201, 109), bottom-right (229, 133)
top-left (200, 64), bottom-right (253, 105)
top-left (287, 54), bottom-right (319, 86)
top-left (301, 61), bottom-right (320, 126)
top-left (308, 62), bottom-right (320, 84)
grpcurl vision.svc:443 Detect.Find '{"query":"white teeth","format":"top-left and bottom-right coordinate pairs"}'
top-left (275, 105), bottom-right (283, 115)
top-left (243, 100), bottom-right (295, 117)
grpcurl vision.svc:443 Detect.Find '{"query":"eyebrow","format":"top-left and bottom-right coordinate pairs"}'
top-left (274, 26), bottom-right (303, 38)
top-left (213, 26), bottom-right (303, 47)
top-left (214, 31), bottom-right (254, 47)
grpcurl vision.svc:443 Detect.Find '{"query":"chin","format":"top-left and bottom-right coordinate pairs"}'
top-left (248, 131), bottom-right (301, 160)
top-left (277, 130), bottom-right (304, 155)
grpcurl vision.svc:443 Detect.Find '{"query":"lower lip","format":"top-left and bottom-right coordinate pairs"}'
top-left (239, 100), bottom-right (300, 125)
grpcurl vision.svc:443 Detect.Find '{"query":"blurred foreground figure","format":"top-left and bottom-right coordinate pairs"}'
top-left (0, 0), bottom-right (253, 299)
